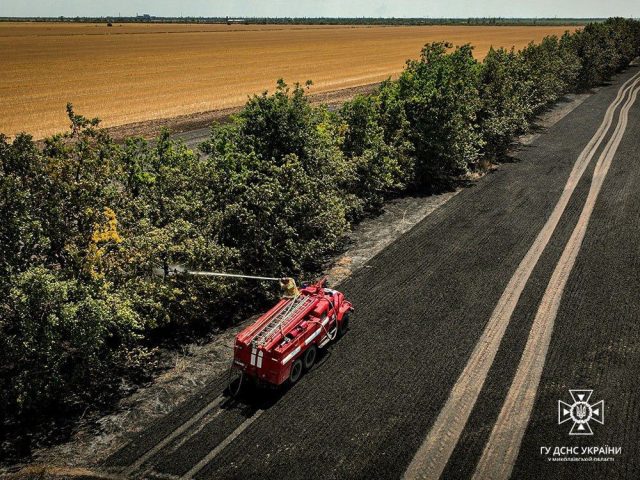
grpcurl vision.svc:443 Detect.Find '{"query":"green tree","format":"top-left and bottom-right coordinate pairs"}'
top-left (520, 35), bottom-right (581, 112)
top-left (396, 42), bottom-right (483, 186)
top-left (572, 22), bottom-right (623, 89)
top-left (478, 47), bottom-right (533, 159)
top-left (340, 94), bottom-right (409, 213)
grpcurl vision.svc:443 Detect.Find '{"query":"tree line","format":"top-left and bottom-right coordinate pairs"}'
top-left (1, 17), bottom-right (639, 458)
top-left (1, 17), bottom-right (598, 26)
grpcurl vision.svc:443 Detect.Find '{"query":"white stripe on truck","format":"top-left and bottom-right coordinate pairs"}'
top-left (305, 329), bottom-right (321, 345)
top-left (257, 350), bottom-right (263, 368)
top-left (282, 346), bottom-right (301, 364)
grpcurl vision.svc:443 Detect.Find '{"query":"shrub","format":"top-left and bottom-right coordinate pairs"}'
top-left (339, 94), bottom-right (410, 213)
top-left (478, 47), bottom-right (533, 158)
top-left (519, 34), bottom-right (581, 112)
top-left (395, 43), bottom-right (483, 185)
top-left (0, 267), bottom-right (140, 419)
top-left (572, 22), bottom-right (627, 90)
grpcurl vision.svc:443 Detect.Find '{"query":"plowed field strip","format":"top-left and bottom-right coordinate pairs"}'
top-left (473, 81), bottom-right (640, 480)
top-left (403, 70), bottom-right (640, 480)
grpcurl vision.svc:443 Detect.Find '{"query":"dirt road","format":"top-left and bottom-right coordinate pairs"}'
top-left (96, 66), bottom-right (640, 480)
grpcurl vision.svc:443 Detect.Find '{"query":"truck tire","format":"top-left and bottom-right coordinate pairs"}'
top-left (228, 366), bottom-right (244, 398)
top-left (337, 313), bottom-right (350, 339)
top-left (289, 359), bottom-right (303, 384)
top-left (303, 345), bottom-right (317, 370)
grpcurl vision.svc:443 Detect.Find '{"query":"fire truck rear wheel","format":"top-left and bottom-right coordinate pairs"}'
top-left (289, 359), bottom-right (303, 384)
top-left (303, 345), bottom-right (317, 370)
top-left (228, 367), bottom-right (244, 398)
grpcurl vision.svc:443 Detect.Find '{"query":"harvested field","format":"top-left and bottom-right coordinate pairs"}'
top-left (1, 22), bottom-right (577, 139)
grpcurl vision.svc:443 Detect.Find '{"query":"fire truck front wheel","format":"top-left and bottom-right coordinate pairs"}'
top-left (303, 345), bottom-right (317, 370)
top-left (337, 313), bottom-right (350, 338)
top-left (289, 359), bottom-right (303, 384)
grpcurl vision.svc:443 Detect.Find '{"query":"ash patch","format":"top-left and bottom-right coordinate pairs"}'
top-left (327, 192), bottom-right (459, 285)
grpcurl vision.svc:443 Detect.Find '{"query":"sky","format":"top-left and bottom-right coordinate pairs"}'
top-left (2, 0), bottom-right (639, 19)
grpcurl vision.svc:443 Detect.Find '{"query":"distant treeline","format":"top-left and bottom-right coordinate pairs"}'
top-left (0, 16), bottom-right (598, 26)
top-left (1, 17), bottom-right (639, 461)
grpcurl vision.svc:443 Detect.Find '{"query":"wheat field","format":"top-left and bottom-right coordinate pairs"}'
top-left (1, 23), bottom-right (577, 139)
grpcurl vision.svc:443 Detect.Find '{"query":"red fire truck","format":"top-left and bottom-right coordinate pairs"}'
top-left (232, 278), bottom-right (353, 387)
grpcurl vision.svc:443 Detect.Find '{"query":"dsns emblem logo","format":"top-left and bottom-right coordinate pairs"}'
top-left (558, 389), bottom-right (604, 435)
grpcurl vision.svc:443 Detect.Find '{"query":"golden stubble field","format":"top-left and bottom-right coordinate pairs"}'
top-left (1, 22), bottom-right (577, 139)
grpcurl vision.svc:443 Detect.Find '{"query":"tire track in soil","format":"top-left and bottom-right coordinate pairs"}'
top-left (147, 404), bottom-right (262, 478)
top-left (105, 384), bottom-right (270, 479)
top-left (179, 410), bottom-right (264, 480)
top-left (101, 377), bottom-right (228, 471)
top-left (403, 70), bottom-right (640, 480)
top-left (510, 81), bottom-right (640, 480)
top-left (439, 139), bottom-right (602, 480)
top-left (120, 395), bottom-right (225, 477)
top-left (472, 82), bottom-right (640, 480)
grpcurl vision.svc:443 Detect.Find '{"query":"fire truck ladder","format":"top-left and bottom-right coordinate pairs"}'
top-left (252, 295), bottom-right (315, 347)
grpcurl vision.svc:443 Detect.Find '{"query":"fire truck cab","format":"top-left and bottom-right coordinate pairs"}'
top-left (232, 279), bottom-right (353, 387)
